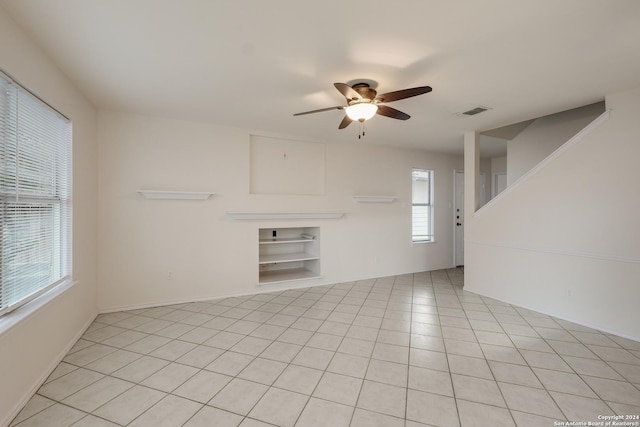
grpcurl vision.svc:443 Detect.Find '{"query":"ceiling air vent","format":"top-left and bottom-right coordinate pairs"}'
top-left (462, 106), bottom-right (489, 116)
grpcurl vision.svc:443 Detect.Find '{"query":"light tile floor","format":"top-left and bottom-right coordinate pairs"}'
top-left (10, 269), bottom-right (640, 427)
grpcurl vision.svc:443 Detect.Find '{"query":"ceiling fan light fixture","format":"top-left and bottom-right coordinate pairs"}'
top-left (345, 103), bottom-right (378, 121)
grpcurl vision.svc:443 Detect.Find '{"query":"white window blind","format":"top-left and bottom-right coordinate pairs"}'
top-left (0, 71), bottom-right (72, 317)
top-left (412, 168), bottom-right (434, 242)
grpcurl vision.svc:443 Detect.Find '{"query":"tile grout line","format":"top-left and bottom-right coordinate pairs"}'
top-left (455, 269), bottom-right (519, 427)
top-left (11, 268), bottom-right (640, 427)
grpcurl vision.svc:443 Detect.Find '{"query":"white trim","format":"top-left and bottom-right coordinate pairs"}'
top-left (478, 171), bottom-right (487, 208)
top-left (453, 169), bottom-right (464, 266)
top-left (1, 309), bottom-right (95, 427)
top-left (227, 212), bottom-right (344, 220)
top-left (0, 68), bottom-right (69, 120)
top-left (0, 280), bottom-right (77, 336)
top-left (491, 171), bottom-right (507, 199)
top-left (462, 286), bottom-right (640, 343)
top-left (258, 269), bottom-right (322, 285)
top-left (466, 239), bottom-right (640, 265)
top-left (98, 281), bottom-right (329, 314)
top-left (475, 110), bottom-right (610, 217)
top-left (412, 240), bottom-right (436, 245)
top-left (137, 190), bottom-right (213, 200)
top-left (411, 168), bottom-right (435, 244)
top-left (352, 195), bottom-right (396, 203)
top-left (98, 268), bottom-right (453, 315)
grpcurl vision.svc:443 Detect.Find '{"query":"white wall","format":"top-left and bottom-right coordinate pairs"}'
top-left (507, 102), bottom-right (604, 184)
top-left (98, 111), bottom-right (462, 311)
top-left (0, 8), bottom-right (99, 426)
top-left (491, 156), bottom-right (507, 175)
top-left (465, 87), bottom-right (640, 340)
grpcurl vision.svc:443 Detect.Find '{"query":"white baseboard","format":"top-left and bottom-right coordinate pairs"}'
top-left (2, 313), bottom-right (97, 427)
top-left (98, 267), bottom-right (454, 314)
top-left (463, 285), bottom-right (640, 343)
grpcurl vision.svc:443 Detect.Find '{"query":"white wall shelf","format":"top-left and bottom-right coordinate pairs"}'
top-left (258, 227), bottom-right (320, 285)
top-left (137, 190), bottom-right (213, 200)
top-left (259, 237), bottom-right (315, 245)
top-left (228, 212), bottom-right (343, 220)
top-left (259, 252), bottom-right (319, 264)
top-left (352, 195), bottom-right (396, 203)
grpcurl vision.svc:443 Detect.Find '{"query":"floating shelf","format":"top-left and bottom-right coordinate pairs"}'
top-left (352, 195), bottom-right (396, 203)
top-left (138, 190), bottom-right (213, 200)
top-left (228, 212), bottom-right (344, 220)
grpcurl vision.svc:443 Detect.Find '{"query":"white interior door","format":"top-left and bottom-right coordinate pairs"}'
top-left (454, 170), bottom-right (464, 266)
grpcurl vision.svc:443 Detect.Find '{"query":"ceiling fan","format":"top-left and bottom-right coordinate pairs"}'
top-left (293, 82), bottom-right (432, 130)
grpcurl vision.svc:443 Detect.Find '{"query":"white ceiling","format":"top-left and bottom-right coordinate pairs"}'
top-left (2, 0), bottom-right (640, 155)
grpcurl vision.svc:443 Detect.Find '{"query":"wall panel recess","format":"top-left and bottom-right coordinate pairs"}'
top-left (250, 135), bottom-right (325, 195)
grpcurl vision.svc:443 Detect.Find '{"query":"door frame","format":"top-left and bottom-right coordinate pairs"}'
top-left (453, 169), bottom-right (464, 267)
top-left (492, 171), bottom-right (507, 198)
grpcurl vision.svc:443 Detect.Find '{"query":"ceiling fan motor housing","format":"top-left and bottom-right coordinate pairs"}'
top-left (350, 83), bottom-right (377, 104)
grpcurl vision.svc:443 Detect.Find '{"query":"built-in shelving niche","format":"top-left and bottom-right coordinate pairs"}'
top-left (258, 227), bottom-right (320, 285)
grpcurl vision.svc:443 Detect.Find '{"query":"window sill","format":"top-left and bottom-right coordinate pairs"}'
top-left (0, 279), bottom-right (77, 337)
top-left (412, 240), bottom-right (437, 245)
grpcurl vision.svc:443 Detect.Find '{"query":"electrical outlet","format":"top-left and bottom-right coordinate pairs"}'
top-left (167, 270), bottom-right (173, 280)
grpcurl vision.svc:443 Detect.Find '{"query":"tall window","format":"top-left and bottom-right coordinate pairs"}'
top-left (0, 71), bottom-right (72, 317)
top-left (412, 168), bottom-right (434, 242)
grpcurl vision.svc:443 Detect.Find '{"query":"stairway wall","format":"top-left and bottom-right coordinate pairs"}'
top-left (507, 102), bottom-right (605, 184)
top-left (464, 87), bottom-right (640, 340)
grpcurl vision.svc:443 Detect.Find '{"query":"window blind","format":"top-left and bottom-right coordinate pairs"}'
top-left (412, 168), bottom-right (434, 242)
top-left (0, 71), bottom-right (72, 317)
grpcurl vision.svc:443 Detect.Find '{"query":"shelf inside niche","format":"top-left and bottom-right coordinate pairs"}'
top-left (259, 237), bottom-right (315, 244)
top-left (137, 190), bottom-right (214, 200)
top-left (259, 252), bottom-right (319, 264)
top-left (352, 195), bottom-right (396, 203)
top-left (258, 268), bottom-right (321, 285)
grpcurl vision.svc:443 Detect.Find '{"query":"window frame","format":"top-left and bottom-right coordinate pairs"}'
top-left (0, 69), bottom-right (73, 319)
top-left (411, 168), bottom-right (434, 243)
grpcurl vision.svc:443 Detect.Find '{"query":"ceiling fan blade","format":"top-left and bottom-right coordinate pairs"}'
top-left (375, 86), bottom-right (432, 103)
top-left (334, 83), bottom-right (362, 101)
top-left (376, 105), bottom-right (410, 120)
top-left (338, 115), bottom-right (353, 129)
top-left (293, 106), bottom-right (344, 116)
